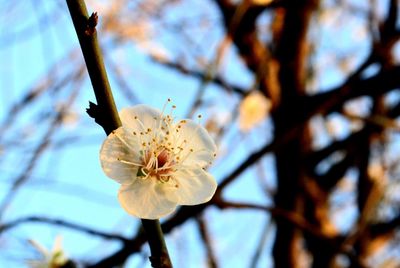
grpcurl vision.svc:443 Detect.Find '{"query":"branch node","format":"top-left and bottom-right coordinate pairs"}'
top-left (85, 12), bottom-right (98, 36)
top-left (86, 101), bottom-right (110, 132)
top-left (149, 253), bottom-right (173, 268)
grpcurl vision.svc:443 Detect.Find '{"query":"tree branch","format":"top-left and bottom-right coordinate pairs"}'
top-left (0, 216), bottom-right (129, 243)
top-left (66, 1), bottom-right (172, 267)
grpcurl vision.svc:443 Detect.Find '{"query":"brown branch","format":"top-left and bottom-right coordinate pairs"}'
top-left (250, 218), bottom-right (273, 268)
top-left (66, 1), bottom-right (172, 267)
top-left (0, 69), bottom-right (84, 220)
top-left (308, 65), bottom-right (400, 118)
top-left (213, 199), bottom-right (334, 239)
top-left (151, 57), bottom-right (247, 96)
top-left (0, 216), bottom-right (129, 243)
top-left (0, 48), bottom-right (80, 140)
top-left (89, 196), bottom-right (342, 268)
top-left (196, 217), bottom-right (218, 268)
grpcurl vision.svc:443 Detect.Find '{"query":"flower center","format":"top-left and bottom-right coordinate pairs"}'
top-left (115, 101), bottom-right (215, 186)
top-left (156, 150), bottom-right (169, 168)
top-left (140, 149), bottom-right (174, 181)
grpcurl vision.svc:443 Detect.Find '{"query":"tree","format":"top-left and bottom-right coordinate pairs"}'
top-left (1, 0), bottom-right (400, 267)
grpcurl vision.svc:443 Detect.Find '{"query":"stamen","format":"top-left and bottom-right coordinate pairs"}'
top-left (160, 98), bottom-right (172, 119)
top-left (117, 158), bottom-right (143, 167)
top-left (140, 168), bottom-right (151, 180)
top-left (114, 131), bottom-right (135, 151)
top-left (134, 116), bottom-right (148, 133)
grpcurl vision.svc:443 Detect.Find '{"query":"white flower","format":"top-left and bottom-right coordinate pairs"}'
top-left (26, 236), bottom-right (68, 268)
top-left (100, 103), bottom-right (218, 219)
top-left (238, 91), bottom-right (272, 132)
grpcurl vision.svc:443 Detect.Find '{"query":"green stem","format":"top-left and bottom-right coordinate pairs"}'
top-left (142, 219), bottom-right (173, 268)
top-left (66, 1), bottom-right (172, 267)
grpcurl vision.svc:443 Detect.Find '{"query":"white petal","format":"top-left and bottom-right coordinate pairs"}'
top-left (175, 119), bottom-right (217, 167)
top-left (100, 127), bottom-right (141, 185)
top-left (119, 104), bottom-right (162, 132)
top-left (118, 178), bottom-right (178, 219)
top-left (26, 260), bottom-right (47, 268)
top-left (169, 168), bottom-right (217, 205)
top-left (28, 239), bottom-right (48, 257)
top-left (239, 91), bottom-right (271, 131)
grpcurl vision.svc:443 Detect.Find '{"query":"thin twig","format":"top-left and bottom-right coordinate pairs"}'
top-left (0, 69), bottom-right (83, 220)
top-left (196, 216), bottom-right (218, 268)
top-left (0, 216), bottom-right (129, 243)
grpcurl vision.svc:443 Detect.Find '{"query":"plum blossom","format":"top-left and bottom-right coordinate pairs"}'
top-left (238, 91), bottom-right (272, 132)
top-left (26, 236), bottom-right (68, 268)
top-left (100, 102), bottom-right (217, 219)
